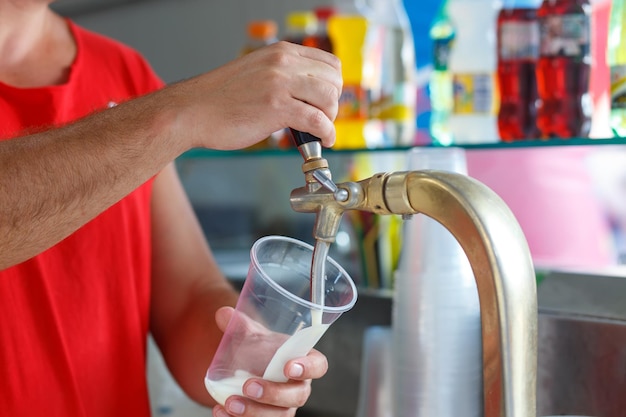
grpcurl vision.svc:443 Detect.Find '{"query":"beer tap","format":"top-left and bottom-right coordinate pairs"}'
top-left (288, 138), bottom-right (538, 417)
top-left (289, 129), bottom-right (348, 244)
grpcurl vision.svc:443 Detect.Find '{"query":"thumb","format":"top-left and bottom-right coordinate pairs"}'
top-left (214, 306), bottom-right (235, 332)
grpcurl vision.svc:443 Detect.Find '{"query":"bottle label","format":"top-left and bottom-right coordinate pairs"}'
top-left (539, 14), bottom-right (590, 59)
top-left (337, 84), bottom-right (368, 120)
top-left (433, 35), bottom-right (454, 71)
top-left (452, 73), bottom-right (497, 114)
top-left (499, 21), bottom-right (540, 60)
top-left (611, 65), bottom-right (626, 109)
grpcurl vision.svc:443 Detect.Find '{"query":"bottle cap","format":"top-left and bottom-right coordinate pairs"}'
top-left (286, 11), bottom-right (318, 32)
top-left (247, 20), bottom-right (278, 40)
top-left (314, 6), bottom-right (337, 21)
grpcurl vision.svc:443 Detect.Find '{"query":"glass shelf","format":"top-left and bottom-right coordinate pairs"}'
top-left (179, 136), bottom-right (626, 159)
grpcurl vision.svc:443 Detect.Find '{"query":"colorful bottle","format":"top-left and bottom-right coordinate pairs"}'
top-left (241, 20), bottom-right (279, 55)
top-left (429, 0), bottom-right (456, 146)
top-left (403, 0), bottom-right (445, 144)
top-left (366, 0), bottom-right (417, 146)
top-left (536, 0), bottom-right (592, 138)
top-left (284, 11), bottom-right (318, 46)
top-left (312, 6), bottom-right (336, 52)
top-left (327, 15), bottom-right (371, 149)
top-left (608, 0), bottom-right (626, 136)
top-left (497, 0), bottom-right (542, 141)
top-left (448, 0), bottom-right (502, 144)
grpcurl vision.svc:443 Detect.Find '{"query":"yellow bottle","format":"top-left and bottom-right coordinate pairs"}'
top-left (328, 15), bottom-right (369, 149)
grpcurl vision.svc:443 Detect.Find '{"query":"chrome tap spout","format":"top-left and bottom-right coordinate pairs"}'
top-left (290, 169), bottom-right (537, 417)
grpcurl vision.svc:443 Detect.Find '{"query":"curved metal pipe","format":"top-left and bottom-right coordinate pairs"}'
top-left (290, 169), bottom-right (537, 417)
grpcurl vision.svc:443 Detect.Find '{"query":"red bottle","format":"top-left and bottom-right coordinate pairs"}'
top-left (310, 6), bottom-right (336, 53)
top-left (496, 0), bottom-right (541, 141)
top-left (535, 0), bottom-right (592, 138)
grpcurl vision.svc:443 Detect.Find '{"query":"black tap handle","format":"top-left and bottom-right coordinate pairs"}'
top-left (289, 129), bottom-right (321, 147)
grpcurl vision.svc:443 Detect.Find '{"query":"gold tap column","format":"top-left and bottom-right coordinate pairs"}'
top-left (363, 170), bottom-right (537, 417)
top-left (291, 169), bottom-right (537, 417)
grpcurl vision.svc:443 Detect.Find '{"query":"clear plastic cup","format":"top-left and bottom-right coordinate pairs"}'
top-left (204, 235), bottom-right (357, 406)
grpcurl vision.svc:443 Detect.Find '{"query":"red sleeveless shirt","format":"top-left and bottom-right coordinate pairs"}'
top-left (0, 20), bottom-right (164, 416)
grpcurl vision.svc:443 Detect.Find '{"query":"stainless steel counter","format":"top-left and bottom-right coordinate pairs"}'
top-left (535, 268), bottom-right (626, 417)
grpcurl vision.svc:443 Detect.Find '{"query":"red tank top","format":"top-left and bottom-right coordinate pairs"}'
top-left (0, 20), bottom-right (164, 416)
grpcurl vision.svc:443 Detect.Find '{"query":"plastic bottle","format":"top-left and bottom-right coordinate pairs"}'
top-left (429, 0), bottom-right (456, 146)
top-left (240, 20), bottom-right (279, 55)
top-left (608, 0), bottom-right (626, 136)
top-left (497, 0), bottom-right (542, 141)
top-left (327, 14), bottom-right (371, 149)
top-left (284, 11), bottom-right (318, 46)
top-left (404, 0), bottom-right (447, 144)
top-left (536, 0), bottom-right (592, 138)
top-left (366, 0), bottom-right (417, 146)
top-left (312, 6), bottom-right (336, 52)
top-left (447, 0), bottom-right (502, 144)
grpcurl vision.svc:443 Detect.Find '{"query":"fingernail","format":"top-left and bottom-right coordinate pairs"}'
top-left (245, 381), bottom-right (263, 399)
top-left (289, 363), bottom-right (304, 378)
top-left (227, 399), bottom-right (246, 415)
top-left (213, 407), bottom-right (229, 417)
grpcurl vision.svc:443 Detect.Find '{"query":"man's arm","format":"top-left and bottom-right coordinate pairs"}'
top-left (0, 95), bottom-right (184, 269)
top-left (0, 41), bottom-right (341, 270)
top-left (148, 163), bottom-right (237, 407)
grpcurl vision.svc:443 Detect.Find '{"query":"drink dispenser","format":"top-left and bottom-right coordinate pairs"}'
top-left (288, 131), bottom-right (537, 417)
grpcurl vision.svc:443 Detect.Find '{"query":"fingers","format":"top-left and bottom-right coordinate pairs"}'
top-left (209, 349), bottom-right (328, 416)
top-left (248, 42), bottom-right (340, 147)
top-left (213, 402), bottom-right (297, 417)
top-left (212, 379), bottom-right (307, 417)
top-left (293, 41), bottom-right (342, 72)
top-left (243, 378), bottom-right (311, 409)
top-left (214, 306), bottom-right (235, 332)
top-left (290, 76), bottom-right (340, 128)
top-left (282, 99), bottom-right (337, 147)
top-left (171, 40), bottom-right (343, 152)
top-left (284, 349), bottom-right (328, 380)
top-left (281, 41), bottom-right (342, 94)
top-left (286, 44), bottom-right (342, 147)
